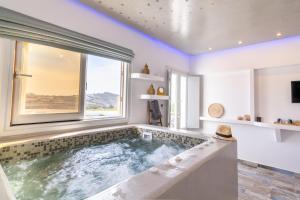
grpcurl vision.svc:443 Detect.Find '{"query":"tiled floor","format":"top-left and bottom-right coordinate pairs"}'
top-left (238, 162), bottom-right (300, 200)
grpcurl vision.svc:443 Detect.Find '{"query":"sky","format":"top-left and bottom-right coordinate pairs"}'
top-left (86, 55), bottom-right (121, 95)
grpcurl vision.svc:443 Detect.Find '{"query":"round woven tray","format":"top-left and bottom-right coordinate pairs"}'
top-left (208, 103), bottom-right (224, 118)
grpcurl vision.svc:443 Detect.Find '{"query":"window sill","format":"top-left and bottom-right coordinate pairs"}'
top-left (1, 117), bottom-right (129, 139)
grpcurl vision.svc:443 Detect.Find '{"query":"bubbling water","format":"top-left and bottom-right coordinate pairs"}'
top-left (3, 136), bottom-right (186, 200)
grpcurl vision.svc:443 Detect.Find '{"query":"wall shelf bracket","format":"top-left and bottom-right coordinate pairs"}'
top-left (273, 129), bottom-right (282, 142)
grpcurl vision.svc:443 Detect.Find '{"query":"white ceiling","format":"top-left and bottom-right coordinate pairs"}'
top-left (80, 0), bottom-right (300, 55)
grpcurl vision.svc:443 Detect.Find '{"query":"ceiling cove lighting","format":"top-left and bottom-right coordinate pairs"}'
top-left (70, 0), bottom-right (189, 57)
top-left (202, 36), bottom-right (300, 58)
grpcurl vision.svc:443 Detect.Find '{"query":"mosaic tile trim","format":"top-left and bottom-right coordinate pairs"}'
top-left (137, 128), bottom-right (206, 149)
top-left (0, 128), bottom-right (137, 164)
top-left (0, 127), bottom-right (206, 164)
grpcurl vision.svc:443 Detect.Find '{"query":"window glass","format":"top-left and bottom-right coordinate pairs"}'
top-left (15, 42), bottom-right (81, 115)
top-left (85, 55), bottom-right (125, 118)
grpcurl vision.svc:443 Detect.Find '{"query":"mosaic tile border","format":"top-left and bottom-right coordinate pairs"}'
top-left (0, 128), bottom-right (137, 164)
top-left (0, 127), bottom-right (206, 164)
top-left (137, 128), bottom-right (206, 149)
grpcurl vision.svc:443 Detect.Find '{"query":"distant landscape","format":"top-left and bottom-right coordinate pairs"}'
top-left (25, 93), bottom-right (79, 110)
top-left (25, 92), bottom-right (119, 112)
top-left (85, 92), bottom-right (119, 110)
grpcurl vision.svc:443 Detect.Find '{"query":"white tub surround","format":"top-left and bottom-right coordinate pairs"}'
top-left (0, 125), bottom-right (238, 200)
top-left (0, 166), bottom-right (15, 200)
top-left (87, 135), bottom-right (237, 200)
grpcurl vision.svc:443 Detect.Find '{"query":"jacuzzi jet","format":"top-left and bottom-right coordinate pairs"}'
top-left (142, 132), bottom-right (153, 140)
top-left (149, 167), bottom-right (159, 174)
top-left (112, 187), bottom-right (126, 198)
top-left (164, 160), bottom-right (176, 168)
top-left (175, 156), bottom-right (182, 162)
top-left (112, 188), bottom-right (122, 196)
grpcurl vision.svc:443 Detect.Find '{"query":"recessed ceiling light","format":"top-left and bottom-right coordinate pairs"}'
top-left (276, 32), bottom-right (282, 37)
top-left (208, 47), bottom-right (212, 51)
top-left (238, 41), bottom-right (243, 45)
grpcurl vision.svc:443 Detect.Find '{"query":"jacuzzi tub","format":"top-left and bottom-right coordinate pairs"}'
top-left (0, 125), bottom-right (238, 200)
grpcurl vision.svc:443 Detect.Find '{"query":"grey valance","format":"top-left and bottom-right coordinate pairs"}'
top-left (0, 7), bottom-right (134, 62)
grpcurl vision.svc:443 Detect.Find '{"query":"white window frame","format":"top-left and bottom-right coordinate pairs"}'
top-left (0, 39), bottom-right (131, 138)
top-left (11, 41), bottom-right (86, 125)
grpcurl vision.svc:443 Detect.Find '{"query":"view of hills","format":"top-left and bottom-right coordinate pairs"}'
top-left (85, 92), bottom-right (119, 109)
top-left (25, 92), bottom-right (119, 110)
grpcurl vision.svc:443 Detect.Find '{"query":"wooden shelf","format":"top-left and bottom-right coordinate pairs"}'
top-left (200, 116), bottom-right (300, 142)
top-left (131, 73), bottom-right (164, 82)
top-left (140, 94), bottom-right (169, 100)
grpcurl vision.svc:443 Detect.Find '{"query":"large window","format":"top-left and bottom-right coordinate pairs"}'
top-left (11, 41), bottom-right (128, 125)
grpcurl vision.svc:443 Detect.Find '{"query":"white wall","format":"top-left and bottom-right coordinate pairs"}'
top-left (255, 65), bottom-right (300, 122)
top-left (0, 0), bottom-right (190, 125)
top-left (201, 71), bottom-right (251, 119)
top-left (191, 36), bottom-right (300, 173)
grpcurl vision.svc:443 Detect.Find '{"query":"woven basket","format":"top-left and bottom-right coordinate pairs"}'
top-left (208, 103), bottom-right (224, 118)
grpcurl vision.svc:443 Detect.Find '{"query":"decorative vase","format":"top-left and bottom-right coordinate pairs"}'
top-left (244, 114), bottom-right (251, 121)
top-left (256, 116), bottom-right (262, 122)
top-left (142, 64), bottom-right (150, 74)
top-left (157, 87), bottom-right (165, 96)
top-left (147, 84), bottom-right (155, 95)
top-left (237, 116), bottom-right (243, 120)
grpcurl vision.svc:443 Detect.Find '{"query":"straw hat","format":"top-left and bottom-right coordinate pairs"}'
top-left (214, 125), bottom-right (235, 141)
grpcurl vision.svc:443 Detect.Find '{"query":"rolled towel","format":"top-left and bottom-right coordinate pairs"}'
top-left (148, 100), bottom-right (162, 120)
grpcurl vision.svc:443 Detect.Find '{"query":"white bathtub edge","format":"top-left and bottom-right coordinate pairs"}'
top-left (86, 138), bottom-right (236, 200)
top-left (0, 165), bottom-right (16, 200)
